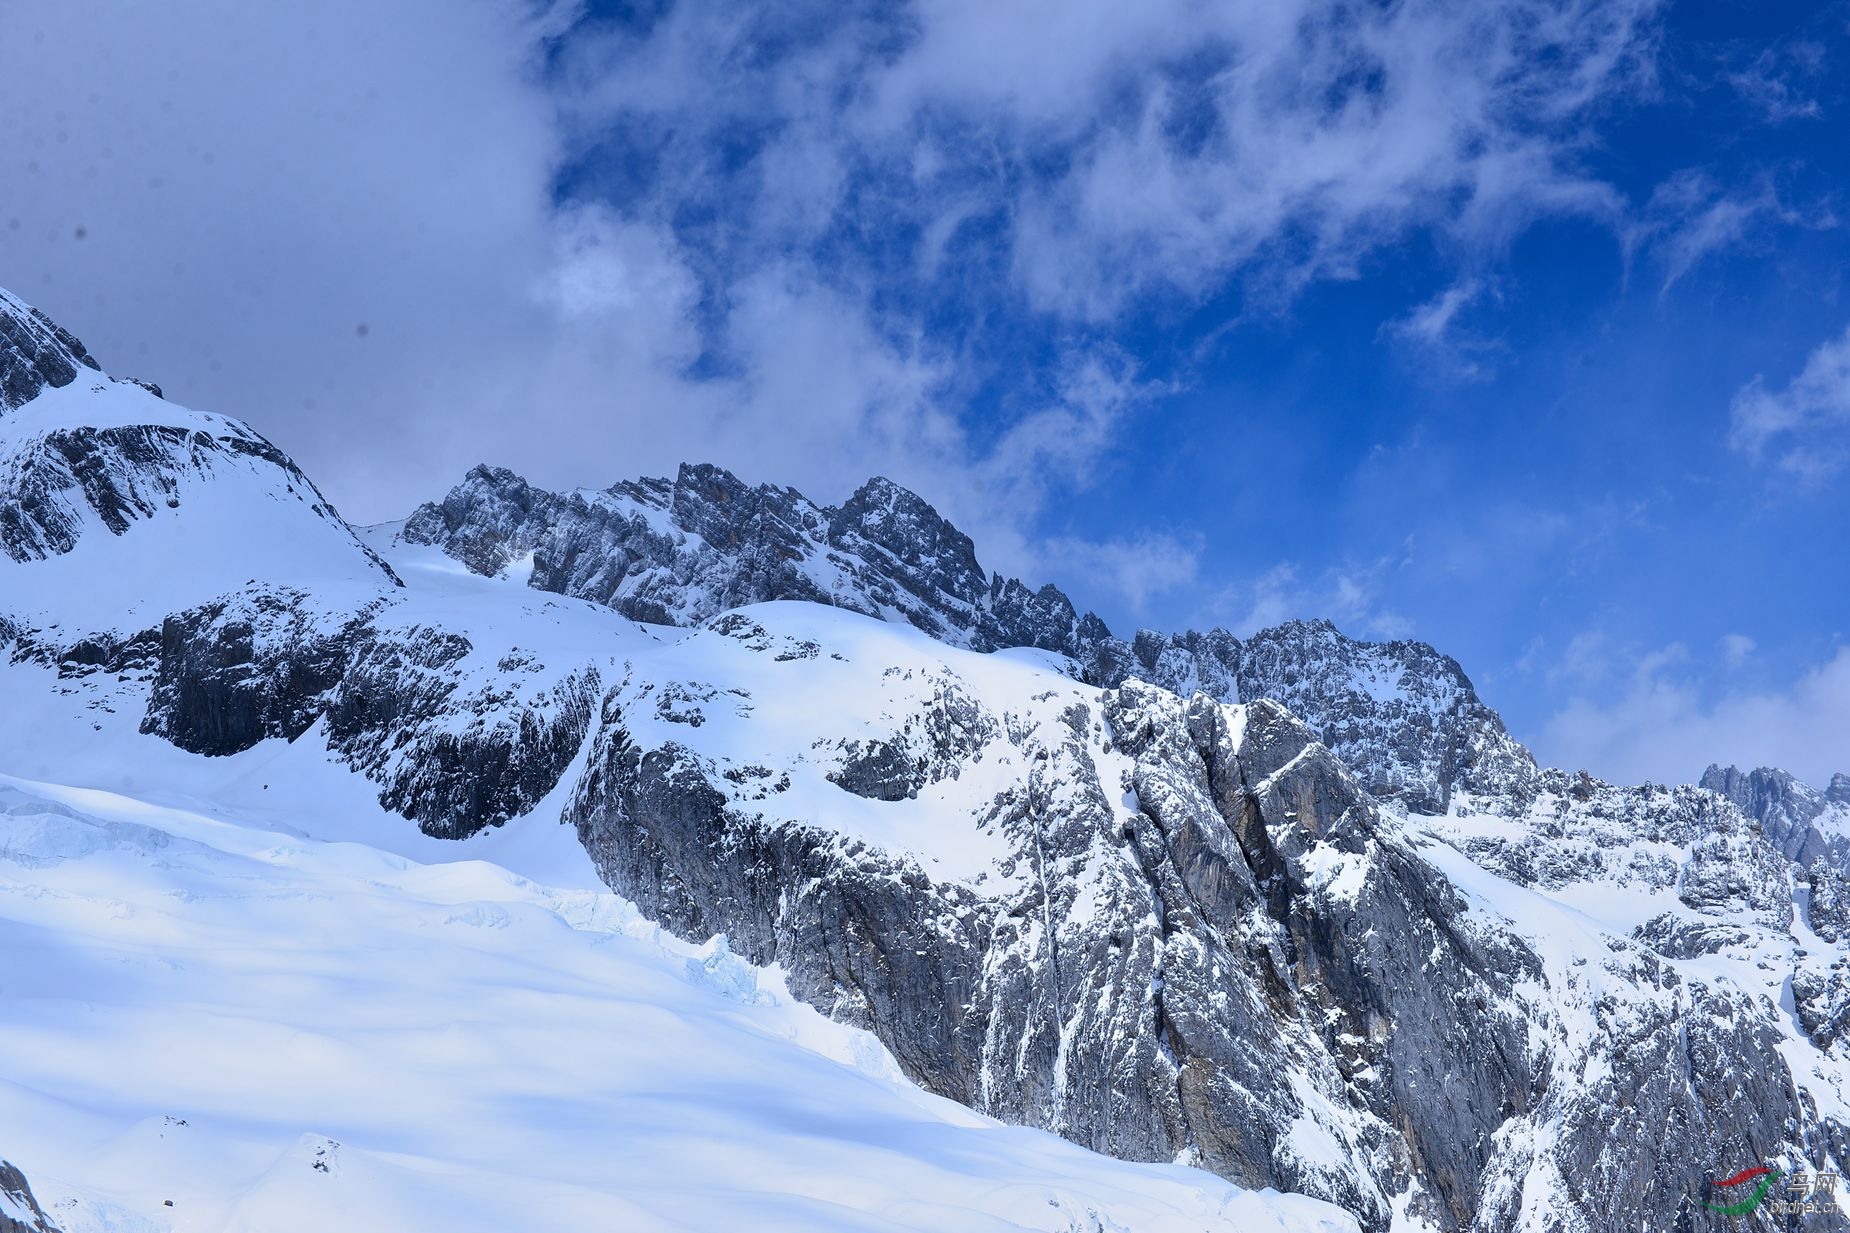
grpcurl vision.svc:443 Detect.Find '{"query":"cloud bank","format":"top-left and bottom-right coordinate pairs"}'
top-left (1537, 644), bottom-right (1850, 788)
top-left (3, 0), bottom-right (1664, 579)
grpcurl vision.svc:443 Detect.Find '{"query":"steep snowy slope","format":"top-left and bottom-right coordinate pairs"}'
top-left (0, 292), bottom-right (396, 635)
top-left (403, 466), bottom-right (1534, 813)
top-left (0, 288), bottom-right (100, 413)
top-left (0, 776), bottom-right (1354, 1233)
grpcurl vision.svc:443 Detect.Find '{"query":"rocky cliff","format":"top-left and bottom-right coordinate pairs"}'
top-left (405, 464), bottom-right (1536, 813)
top-left (0, 1162), bottom-right (61, 1233)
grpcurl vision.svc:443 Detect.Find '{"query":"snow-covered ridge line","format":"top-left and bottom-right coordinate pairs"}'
top-left (401, 461), bottom-right (1539, 814)
top-left (0, 286), bottom-right (102, 413)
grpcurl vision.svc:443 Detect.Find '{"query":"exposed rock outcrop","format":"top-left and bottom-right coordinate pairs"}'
top-left (0, 1161), bottom-right (61, 1233)
top-left (405, 464), bottom-right (1534, 813)
top-left (0, 288), bottom-right (98, 414)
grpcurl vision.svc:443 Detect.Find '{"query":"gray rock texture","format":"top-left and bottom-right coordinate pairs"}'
top-left (1703, 762), bottom-right (1850, 877)
top-left (0, 1161), bottom-right (61, 1233)
top-left (0, 288), bottom-right (98, 413)
top-left (565, 651), bottom-right (1841, 1232)
top-left (406, 463), bottom-right (1535, 813)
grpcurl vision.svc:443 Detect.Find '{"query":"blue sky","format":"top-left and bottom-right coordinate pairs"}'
top-left (2, 0), bottom-right (1847, 784)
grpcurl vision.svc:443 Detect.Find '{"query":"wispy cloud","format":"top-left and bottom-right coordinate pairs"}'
top-left (1718, 632), bottom-right (1757, 668)
top-left (1730, 323), bottom-right (1850, 481)
top-left (1624, 170), bottom-right (1802, 296)
top-left (1210, 558), bottom-right (1413, 641)
top-left (1380, 278), bottom-right (1501, 379)
top-left (1039, 533), bottom-right (1202, 616)
top-left (1725, 43), bottom-right (1826, 125)
top-left (1535, 643), bottom-right (1850, 787)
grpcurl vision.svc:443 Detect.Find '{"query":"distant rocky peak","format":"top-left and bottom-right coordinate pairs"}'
top-left (402, 457), bottom-right (1535, 811)
top-left (1829, 772), bottom-right (1850, 806)
top-left (832, 476), bottom-right (991, 610)
top-left (1700, 763), bottom-right (1814, 813)
top-left (668, 461), bottom-right (827, 554)
top-left (1, 287), bottom-right (102, 412)
top-left (672, 461), bottom-right (757, 513)
top-left (835, 475), bottom-right (979, 562)
top-left (1701, 762), bottom-right (1848, 869)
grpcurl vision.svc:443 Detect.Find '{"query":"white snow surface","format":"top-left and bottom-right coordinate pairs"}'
top-left (0, 758), bottom-right (1351, 1233)
top-left (1, 377), bottom-right (393, 633)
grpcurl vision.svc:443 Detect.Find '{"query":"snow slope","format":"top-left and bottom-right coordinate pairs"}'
top-left (1, 376), bottom-right (395, 634)
top-left (0, 775), bottom-right (1355, 1233)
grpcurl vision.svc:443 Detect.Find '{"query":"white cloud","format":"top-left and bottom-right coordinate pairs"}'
top-left (1729, 324), bottom-right (1850, 481)
top-left (1726, 44), bottom-right (1825, 125)
top-left (1380, 279), bottom-right (1503, 378)
top-left (1040, 533), bottom-right (1201, 616)
top-left (1623, 170), bottom-right (1804, 296)
top-left (1211, 559), bottom-right (1412, 641)
top-left (1534, 644), bottom-right (1850, 788)
top-left (0, 0), bottom-right (1668, 590)
top-left (1718, 632), bottom-right (1757, 668)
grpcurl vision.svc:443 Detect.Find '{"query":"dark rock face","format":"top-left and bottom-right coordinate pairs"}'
top-left (3, 423), bottom-right (202, 561)
top-left (0, 288), bottom-right (99, 413)
top-left (324, 628), bottom-right (600, 840)
top-left (142, 587), bottom-right (363, 754)
top-left (139, 586), bottom-right (597, 837)
top-left (407, 463), bottom-right (1532, 812)
top-left (0, 1160), bottom-right (62, 1233)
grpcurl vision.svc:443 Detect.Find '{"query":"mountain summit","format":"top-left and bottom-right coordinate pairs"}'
top-left (405, 463), bottom-right (1537, 812)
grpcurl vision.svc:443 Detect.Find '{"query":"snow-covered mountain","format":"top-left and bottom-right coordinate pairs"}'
top-left (404, 463), bottom-right (1536, 813)
top-left (4, 288), bottom-right (1849, 1232)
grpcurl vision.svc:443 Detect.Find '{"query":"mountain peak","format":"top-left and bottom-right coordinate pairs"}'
top-left (831, 475), bottom-right (988, 605)
top-left (0, 288), bottom-right (101, 413)
top-left (402, 459), bottom-right (1537, 811)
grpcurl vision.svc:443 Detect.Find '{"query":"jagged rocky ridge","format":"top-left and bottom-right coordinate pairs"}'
top-left (6, 287), bottom-right (1850, 1231)
top-left (406, 463), bottom-right (1537, 813)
